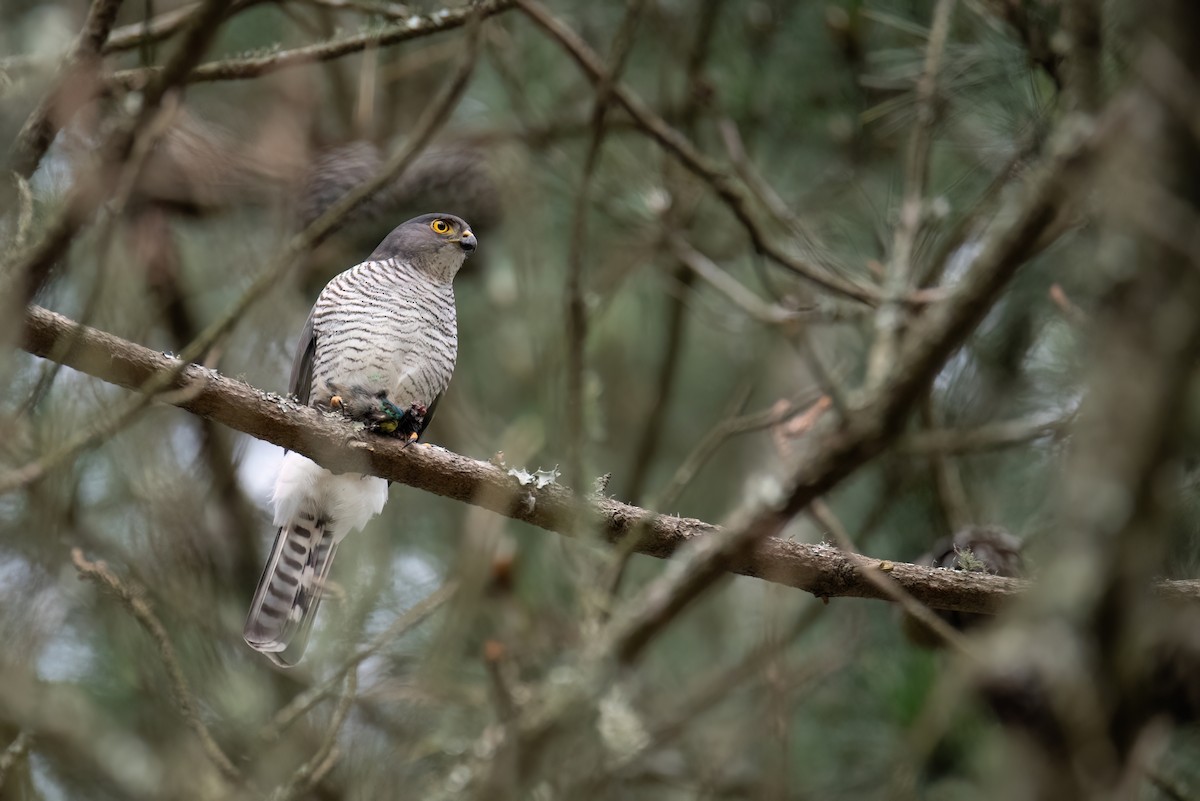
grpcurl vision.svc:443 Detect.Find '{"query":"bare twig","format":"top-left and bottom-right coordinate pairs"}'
top-left (670, 240), bottom-right (817, 327)
top-left (513, 0), bottom-right (885, 305)
top-left (810, 499), bottom-right (973, 656)
top-left (620, 0), bottom-right (722, 507)
top-left (111, 0), bottom-right (513, 87)
top-left (70, 549), bottom-right (240, 781)
top-left (654, 391), bottom-right (820, 511)
top-left (604, 109), bottom-right (1107, 665)
top-left (621, 260), bottom-right (693, 505)
top-left (898, 413), bottom-right (1071, 455)
top-left (2, 0), bottom-right (234, 309)
top-left (8, 0), bottom-right (127, 178)
top-left (0, 316), bottom-right (208, 494)
top-left (0, 732), bottom-right (32, 791)
top-left (11, 174), bottom-right (34, 251)
top-left (0, 668), bottom-right (164, 799)
top-left (716, 118), bottom-right (831, 268)
top-left (563, 0), bottom-right (647, 490)
top-left (577, 605), bottom-right (839, 793)
top-left (0, 0), bottom-right (268, 76)
top-left (866, 0), bottom-right (956, 387)
top-left (271, 672), bottom-right (357, 801)
top-left (259, 583), bottom-right (455, 744)
top-left (918, 394), bottom-right (973, 531)
top-left (108, 0), bottom-right (268, 53)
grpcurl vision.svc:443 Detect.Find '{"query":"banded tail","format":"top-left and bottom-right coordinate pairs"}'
top-left (244, 452), bottom-right (387, 666)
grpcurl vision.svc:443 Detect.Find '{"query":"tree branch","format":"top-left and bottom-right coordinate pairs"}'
top-left (18, 305), bottom-right (1200, 616)
top-left (111, 0), bottom-right (513, 87)
top-left (603, 108), bottom-right (1110, 665)
top-left (512, 0), bottom-right (884, 306)
top-left (865, 0), bottom-right (955, 387)
top-left (7, 0), bottom-right (127, 178)
top-left (70, 549), bottom-right (240, 782)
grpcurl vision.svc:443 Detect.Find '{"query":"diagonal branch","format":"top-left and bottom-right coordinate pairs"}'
top-left (513, 0), bottom-right (883, 306)
top-left (8, 0), bottom-right (127, 179)
top-left (111, 0), bottom-right (513, 87)
top-left (3, 0), bottom-right (235, 309)
top-left (604, 108), bottom-right (1111, 664)
top-left (71, 549), bottom-right (240, 782)
top-left (17, 305), bottom-right (1200, 615)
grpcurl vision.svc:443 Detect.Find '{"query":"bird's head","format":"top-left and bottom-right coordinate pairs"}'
top-left (370, 213), bottom-right (477, 281)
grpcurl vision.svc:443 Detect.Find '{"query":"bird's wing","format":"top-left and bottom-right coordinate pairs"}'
top-left (289, 309), bottom-right (317, 405)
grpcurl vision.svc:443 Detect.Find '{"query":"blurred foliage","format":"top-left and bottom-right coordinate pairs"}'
top-left (1, 0), bottom-right (1198, 799)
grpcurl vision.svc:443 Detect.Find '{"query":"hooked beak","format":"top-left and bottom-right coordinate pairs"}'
top-left (458, 229), bottom-right (477, 255)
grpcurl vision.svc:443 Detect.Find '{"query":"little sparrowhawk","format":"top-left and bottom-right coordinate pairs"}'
top-left (244, 213), bottom-right (476, 666)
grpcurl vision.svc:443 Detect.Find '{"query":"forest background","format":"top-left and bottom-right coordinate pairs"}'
top-left (2, 0), bottom-right (1200, 799)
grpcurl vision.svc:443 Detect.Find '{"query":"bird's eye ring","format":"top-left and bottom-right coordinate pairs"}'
top-left (430, 219), bottom-right (451, 234)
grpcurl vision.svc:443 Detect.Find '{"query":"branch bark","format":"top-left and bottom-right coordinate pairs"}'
top-left (17, 305), bottom-right (1200, 616)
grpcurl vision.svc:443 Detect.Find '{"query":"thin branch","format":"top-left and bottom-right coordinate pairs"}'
top-left (7, 0), bottom-right (127, 178)
top-left (0, 732), bottom-right (32, 791)
top-left (919, 394), bottom-right (973, 531)
top-left (0, 669), bottom-right (164, 800)
top-left (20, 305), bottom-right (1199, 614)
top-left (271, 672), bottom-right (357, 801)
top-left (577, 606), bottom-right (839, 794)
top-left (810, 498), bottom-right (973, 656)
top-left (716, 117), bottom-right (831, 268)
top-left (2, 0), bottom-right (234, 309)
top-left (563, 0), bottom-right (647, 490)
top-left (604, 108), bottom-right (1109, 665)
top-left (512, 0), bottom-right (886, 306)
top-left (653, 391), bottom-right (820, 511)
top-left (258, 583), bottom-right (455, 745)
top-left (866, 0), bottom-right (956, 387)
top-left (107, 0), bottom-right (269, 53)
top-left (899, 413), bottom-right (1071, 455)
top-left (621, 260), bottom-right (693, 505)
top-left (70, 549), bottom-right (240, 782)
top-left (619, 0), bottom-right (721, 507)
top-left (670, 240), bottom-right (820, 327)
top-left (111, 0), bottom-right (513, 87)
top-left (0, 0), bottom-right (268, 76)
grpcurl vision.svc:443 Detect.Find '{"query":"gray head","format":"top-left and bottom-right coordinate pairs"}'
top-left (370, 213), bottom-right (477, 281)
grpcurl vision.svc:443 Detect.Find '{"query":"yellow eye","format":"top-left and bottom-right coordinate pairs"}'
top-left (430, 219), bottom-right (451, 234)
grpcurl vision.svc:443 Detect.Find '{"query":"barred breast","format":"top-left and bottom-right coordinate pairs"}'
top-left (308, 258), bottom-right (458, 408)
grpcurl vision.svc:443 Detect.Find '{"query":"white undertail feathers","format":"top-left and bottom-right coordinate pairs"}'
top-left (243, 454), bottom-right (387, 666)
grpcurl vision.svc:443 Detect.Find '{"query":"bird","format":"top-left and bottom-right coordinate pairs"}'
top-left (901, 525), bottom-right (1025, 648)
top-left (243, 213), bottom-right (477, 667)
